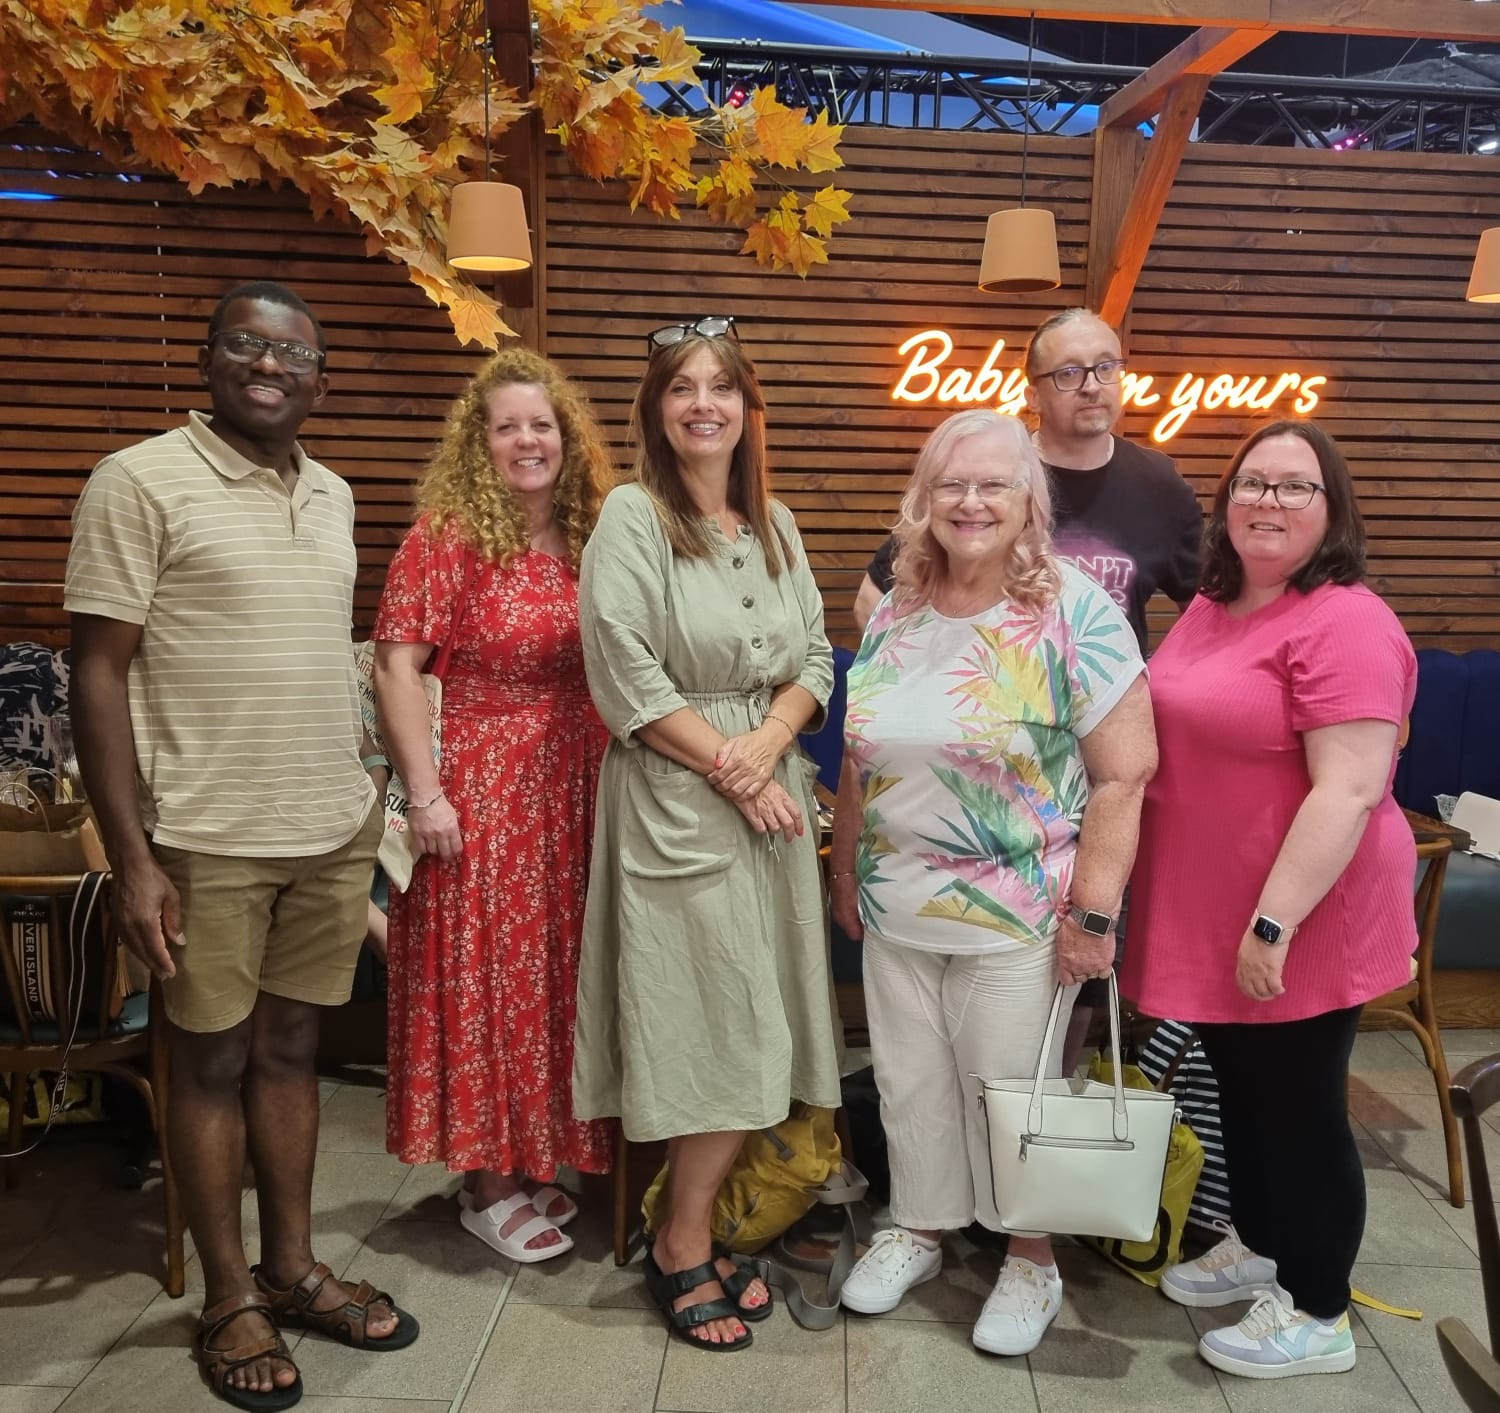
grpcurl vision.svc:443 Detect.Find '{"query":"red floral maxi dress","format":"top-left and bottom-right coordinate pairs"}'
top-left (376, 519), bottom-right (613, 1180)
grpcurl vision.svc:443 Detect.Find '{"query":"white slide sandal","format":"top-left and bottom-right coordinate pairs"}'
top-left (458, 1183), bottom-right (578, 1227)
top-left (460, 1191), bottom-right (574, 1263)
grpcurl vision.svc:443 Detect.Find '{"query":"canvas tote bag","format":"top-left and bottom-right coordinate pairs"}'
top-left (354, 553), bottom-right (479, 892)
top-left (973, 973), bottom-right (1178, 1243)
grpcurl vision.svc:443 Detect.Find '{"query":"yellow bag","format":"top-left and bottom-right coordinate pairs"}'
top-left (642, 1104), bottom-right (842, 1254)
top-left (1077, 1053), bottom-right (1204, 1287)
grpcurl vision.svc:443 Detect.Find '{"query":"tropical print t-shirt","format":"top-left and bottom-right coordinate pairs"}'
top-left (845, 562), bottom-right (1144, 955)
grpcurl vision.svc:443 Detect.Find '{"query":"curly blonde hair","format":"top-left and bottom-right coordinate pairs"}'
top-left (415, 347), bottom-right (615, 570)
top-left (892, 410), bottom-right (1062, 617)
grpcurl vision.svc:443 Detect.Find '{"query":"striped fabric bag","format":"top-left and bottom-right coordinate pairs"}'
top-left (1137, 1020), bottom-right (1232, 1238)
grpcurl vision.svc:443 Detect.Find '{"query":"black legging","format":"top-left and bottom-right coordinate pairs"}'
top-left (1194, 1005), bottom-right (1364, 1320)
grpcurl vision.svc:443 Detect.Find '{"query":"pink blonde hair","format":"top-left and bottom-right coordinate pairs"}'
top-left (891, 410), bottom-right (1062, 617)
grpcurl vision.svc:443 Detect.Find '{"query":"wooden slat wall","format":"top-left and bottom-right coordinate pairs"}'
top-left (4, 124), bottom-right (1498, 653)
top-left (1133, 143), bottom-right (1500, 650)
top-left (0, 131), bottom-right (484, 645)
top-left (546, 125), bottom-right (1500, 650)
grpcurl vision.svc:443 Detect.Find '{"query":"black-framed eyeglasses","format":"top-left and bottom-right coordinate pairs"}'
top-left (1033, 358), bottom-right (1127, 392)
top-left (1228, 475), bottom-right (1327, 510)
top-left (209, 331), bottom-right (324, 375)
top-left (645, 316), bottom-right (738, 353)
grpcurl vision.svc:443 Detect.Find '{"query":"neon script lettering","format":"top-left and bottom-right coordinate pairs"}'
top-left (890, 330), bottom-right (1326, 444)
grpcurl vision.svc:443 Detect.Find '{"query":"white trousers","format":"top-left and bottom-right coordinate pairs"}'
top-left (863, 934), bottom-right (1077, 1234)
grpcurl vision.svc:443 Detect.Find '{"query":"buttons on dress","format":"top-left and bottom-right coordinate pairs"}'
top-left (732, 557), bottom-right (744, 569)
top-left (742, 595), bottom-right (755, 608)
top-left (751, 636), bottom-right (764, 649)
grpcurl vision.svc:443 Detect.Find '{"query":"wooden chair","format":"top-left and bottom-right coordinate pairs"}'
top-left (1439, 1054), bottom-right (1500, 1412)
top-left (0, 872), bottom-right (185, 1297)
top-left (1363, 838), bottom-right (1463, 1206)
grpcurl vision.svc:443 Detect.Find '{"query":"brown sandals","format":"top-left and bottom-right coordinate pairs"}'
top-left (251, 1261), bottom-right (421, 1352)
top-left (194, 1291), bottom-right (303, 1412)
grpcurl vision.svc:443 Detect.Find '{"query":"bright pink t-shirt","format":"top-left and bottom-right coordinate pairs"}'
top-left (1122, 582), bottom-right (1418, 1025)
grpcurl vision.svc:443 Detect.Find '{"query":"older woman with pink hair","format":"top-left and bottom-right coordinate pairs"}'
top-left (828, 410), bottom-right (1157, 1357)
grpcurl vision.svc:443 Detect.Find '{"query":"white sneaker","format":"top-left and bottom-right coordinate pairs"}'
top-left (839, 1227), bottom-right (942, 1315)
top-left (972, 1256), bottom-right (1064, 1357)
top-left (1160, 1222), bottom-right (1278, 1307)
top-left (1198, 1287), bottom-right (1357, 1379)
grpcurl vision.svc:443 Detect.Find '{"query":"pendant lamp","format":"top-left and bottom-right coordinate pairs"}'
top-left (978, 12), bottom-right (1060, 294)
top-left (447, 35), bottom-right (533, 272)
top-left (1466, 227), bottom-right (1500, 302)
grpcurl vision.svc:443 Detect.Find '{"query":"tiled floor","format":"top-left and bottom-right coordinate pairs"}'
top-left (2, 1027), bottom-right (1497, 1412)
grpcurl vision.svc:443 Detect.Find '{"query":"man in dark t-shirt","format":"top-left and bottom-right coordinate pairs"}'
top-left (853, 310), bottom-right (1202, 653)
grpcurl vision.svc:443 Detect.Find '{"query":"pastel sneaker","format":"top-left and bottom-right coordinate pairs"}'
top-left (1160, 1223), bottom-right (1278, 1307)
top-left (839, 1227), bottom-right (942, 1315)
top-left (972, 1256), bottom-right (1064, 1357)
top-left (1198, 1288), bottom-right (1357, 1379)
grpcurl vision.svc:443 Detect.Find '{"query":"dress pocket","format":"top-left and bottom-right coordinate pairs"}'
top-left (619, 764), bottom-right (735, 879)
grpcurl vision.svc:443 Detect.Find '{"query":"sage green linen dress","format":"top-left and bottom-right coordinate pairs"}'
top-left (572, 483), bottom-right (843, 1141)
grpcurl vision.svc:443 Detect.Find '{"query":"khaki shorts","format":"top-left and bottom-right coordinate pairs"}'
top-left (153, 804), bottom-right (383, 1033)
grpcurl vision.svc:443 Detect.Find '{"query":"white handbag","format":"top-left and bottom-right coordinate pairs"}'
top-left (973, 973), bottom-right (1178, 1242)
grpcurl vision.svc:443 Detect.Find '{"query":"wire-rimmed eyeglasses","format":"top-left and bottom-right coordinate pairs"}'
top-left (645, 316), bottom-right (738, 353)
top-left (1228, 475), bottom-right (1327, 510)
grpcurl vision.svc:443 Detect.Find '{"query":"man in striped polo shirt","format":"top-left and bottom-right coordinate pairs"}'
top-left (67, 281), bottom-right (416, 1406)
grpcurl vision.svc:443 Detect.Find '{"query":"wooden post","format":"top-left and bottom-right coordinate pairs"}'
top-left (488, 0), bottom-right (543, 350)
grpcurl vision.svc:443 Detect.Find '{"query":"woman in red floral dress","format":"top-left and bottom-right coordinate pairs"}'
top-left (373, 347), bottom-right (616, 1263)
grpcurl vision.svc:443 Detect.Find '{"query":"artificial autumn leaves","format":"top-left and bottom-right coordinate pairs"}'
top-left (0, 0), bottom-right (853, 345)
top-left (533, 4), bottom-right (850, 279)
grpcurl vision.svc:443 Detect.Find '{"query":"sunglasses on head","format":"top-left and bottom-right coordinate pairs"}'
top-left (645, 316), bottom-right (738, 353)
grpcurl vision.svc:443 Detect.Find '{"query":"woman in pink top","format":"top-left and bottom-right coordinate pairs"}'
top-left (1123, 420), bottom-right (1416, 1382)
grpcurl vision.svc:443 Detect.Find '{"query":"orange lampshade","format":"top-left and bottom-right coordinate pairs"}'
top-left (1466, 226), bottom-right (1500, 302)
top-left (447, 181), bottom-right (532, 272)
top-left (978, 207), bottom-right (1061, 294)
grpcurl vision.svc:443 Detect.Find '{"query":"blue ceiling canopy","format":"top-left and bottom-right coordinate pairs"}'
top-left (641, 1), bottom-right (1100, 134)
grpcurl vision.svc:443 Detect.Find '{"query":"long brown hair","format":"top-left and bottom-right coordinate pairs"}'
top-left (628, 333), bottom-right (791, 576)
top-left (1199, 419), bottom-right (1365, 603)
top-left (415, 346), bottom-right (614, 571)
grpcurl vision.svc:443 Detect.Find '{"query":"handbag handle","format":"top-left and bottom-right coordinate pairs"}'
top-left (428, 549), bottom-right (482, 682)
top-left (1026, 973), bottom-right (1129, 1142)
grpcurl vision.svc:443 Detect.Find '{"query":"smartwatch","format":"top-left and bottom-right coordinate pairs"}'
top-left (1252, 913), bottom-right (1291, 946)
top-left (1066, 904), bottom-right (1116, 937)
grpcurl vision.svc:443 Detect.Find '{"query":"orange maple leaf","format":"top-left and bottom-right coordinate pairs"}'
top-left (801, 110), bottom-right (846, 173)
top-left (803, 184), bottom-right (852, 238)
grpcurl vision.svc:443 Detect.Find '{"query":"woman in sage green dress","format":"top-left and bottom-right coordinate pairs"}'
top-left (573, 318), bottom-right (842, 1353)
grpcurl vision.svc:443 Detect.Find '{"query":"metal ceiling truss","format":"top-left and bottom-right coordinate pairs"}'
top-left (650, 40), bottom-right (1500, 154)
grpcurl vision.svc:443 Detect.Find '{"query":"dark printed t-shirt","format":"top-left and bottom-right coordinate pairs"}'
top-left (865, 436), bottom-right (1201, 652)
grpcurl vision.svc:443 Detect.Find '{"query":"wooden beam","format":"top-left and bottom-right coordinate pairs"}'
top-left (809, 0), bottom-right (1500, 42)
top-left (1086, 124), bottom-right (1145, 314)
top-left (1100, 27), bottom-right (1271, 129)
top-left (488, 0), bottom-right (542, 350)
top-left (1094, 73), bottom-right (1210, 326)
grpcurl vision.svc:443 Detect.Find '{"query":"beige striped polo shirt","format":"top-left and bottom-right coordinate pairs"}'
top-left (65, 410), bottom-right (375, 857)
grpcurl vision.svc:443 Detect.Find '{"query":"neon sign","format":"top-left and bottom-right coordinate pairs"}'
top-left (890, 330), bottom-right (1327, 444)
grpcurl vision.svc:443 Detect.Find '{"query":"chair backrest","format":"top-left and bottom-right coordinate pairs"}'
top-left (0, 872), bottom-right (124, 1048)
top-left (1450, 1054), bottom-right (1500, 1356)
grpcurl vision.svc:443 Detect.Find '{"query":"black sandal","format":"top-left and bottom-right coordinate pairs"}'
top-left (642, 1247), bottom-right (754, 1352)
top-left (712, 1241), bottom-right (774, 1323)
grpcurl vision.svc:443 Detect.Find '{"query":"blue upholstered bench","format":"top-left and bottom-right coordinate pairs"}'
top-left (1394, 650), bottom-right (1500, 1021)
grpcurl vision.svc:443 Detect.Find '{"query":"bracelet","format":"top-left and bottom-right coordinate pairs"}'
top-left (763, 713), bottom-right (798, 742)
top-left (828, 870), bottom-right (855, 880)
top-left (361, 753), bottom-right (390, 772)
top-left (409, 789), bottom-right (445, 810)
